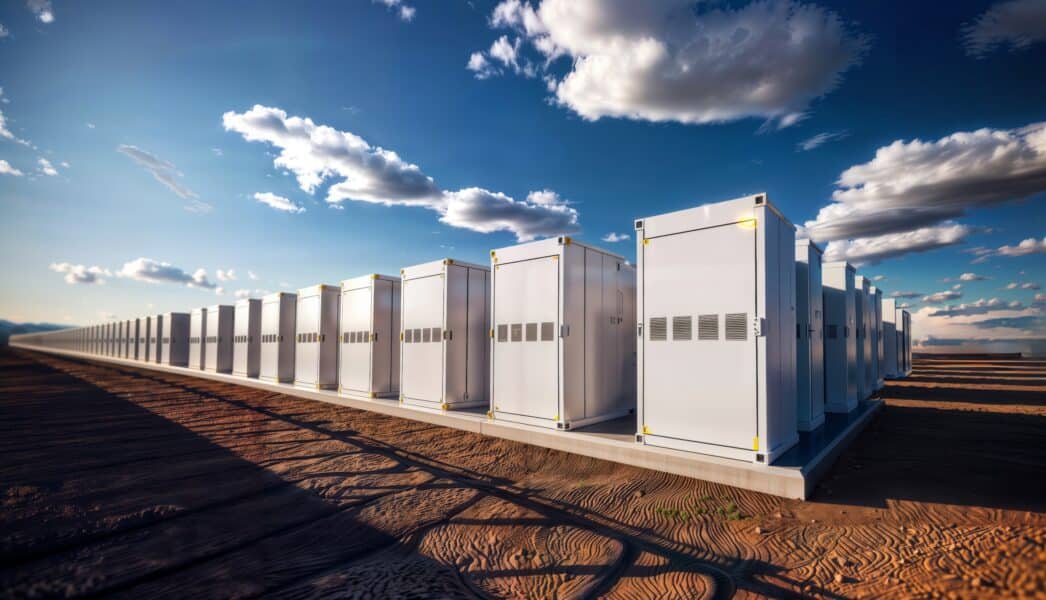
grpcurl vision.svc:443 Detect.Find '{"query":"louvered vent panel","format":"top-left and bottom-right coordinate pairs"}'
top-left (405, 329), bottom-right (413, 343)
top-left (649, 317), bottom-right (667, 341)
top-left (497, 324), bottom-right (508, 342)
top-left (431, 327), bottom-right (440, 342)
top-left (725, 313), bottom-right (748, 341)
top-left (422, 328), bottom-right (431, 343)
top-left (698, 314), bottom-right (718, 340)
top-left (413, 328), bottom-right (422, 343)
top-left (540, 322), bottom-right (555, 341)
top-left (525, 323), bottom-right (538, 342)
top-left (511, 323), bottom-right (523, 342)
top-left (672, 316), bottom-right (692, 341)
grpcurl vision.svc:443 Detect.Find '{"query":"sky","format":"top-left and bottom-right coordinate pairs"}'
top-left (0, 0), bottom-right (1044, 354)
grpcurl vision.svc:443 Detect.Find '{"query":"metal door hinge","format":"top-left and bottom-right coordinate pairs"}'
top-left (753, 317), bottom-right (766, 337)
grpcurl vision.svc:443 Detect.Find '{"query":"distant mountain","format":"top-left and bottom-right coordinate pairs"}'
top-left (0, 319), bottom-right (71, 346)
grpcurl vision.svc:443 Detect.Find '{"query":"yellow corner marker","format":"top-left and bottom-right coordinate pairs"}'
top-left (643, 238), bottom-right (649, 245)
top-left (642, 424), bottom-right (651, 435)
top-left (752, 437), bottom-right (760, 451)
top-left (486, 410), bottom-right (494, 419)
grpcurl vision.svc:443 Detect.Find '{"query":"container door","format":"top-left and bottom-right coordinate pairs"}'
top-left (643, 223), bottom-right (757, 451)
top-left (340, 286), bottom-right (373, 393)
top-left (401, 275), bottom-right (444, 403)
top-left (296, 295), bottom-right (319, 385)
top-left (260, 303), bottom-right (276, 377)
top-left (493, 256), bottom-right (559, 419)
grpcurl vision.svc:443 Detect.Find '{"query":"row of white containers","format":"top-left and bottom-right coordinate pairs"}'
top-left (15, 193), bottom-right (913, 465)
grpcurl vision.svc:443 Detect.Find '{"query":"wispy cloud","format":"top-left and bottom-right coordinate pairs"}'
top-left (374, 0), bottom-right (415, 22)
top-left (253, 191), bottom-right (305, 214)
top-left (27, 0), bottom-right (54, 24)
top-left (797, 130), bottom-right (849, 151)
top-left (922, 289), bottom-right (963, 304)
top-left (962, 0), bottom-right (1046, 57)
top-left (601, 232), bottom-right (630, 243)
top-left (117, 144), bottom-right (211, 212)
top-left (37, 157), bottom-right (57, 176)
top-left (117, 257), bottom-right (217, 290)
top-left (822, 223), bottom-right (971, 266)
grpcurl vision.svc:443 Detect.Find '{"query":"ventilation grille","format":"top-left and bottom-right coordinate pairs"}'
top-left (725, 313), bottom-right (748, 341)
top-left (540, 322), bottom-right (555, 341)
top-left (525, 323), bottom-right (538, 342)
top-left (413, 328), bottom-right (422, 343)
top-left (649, 317), bottom-right (667, 341)
top-left (698, 314), bottom-right (718, 340)
top-left (511, 323), bottom-right (522, 342)
top-left (497, 324), bottom-right (508, 342)
top-left (405, 329), bottom-right (413, 343)
top-left (672, 316), bottom-right (692, 341)
top-left (431, 327), bottom-right (441, 342)
top-left (422, 328), bottom-right (431, 343)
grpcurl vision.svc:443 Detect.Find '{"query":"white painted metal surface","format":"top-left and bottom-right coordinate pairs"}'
top-left (204, 305), bottom-right (234, 374)
top-left (338, 274), bottom-right (400, 399)
top-left (400, 259), bottom-right (490, 411)
top-left (142, 316), bottom-right (152, 362)
top-left (260, 292), bottom-right (297, 383)
top-left (161, 312), bottom-right (189, 367)
top-left (490, 237), bottom-right (636, 430)
top-left (853, 276), bottom-right (869, 401)
top-left (295, 285), bottom-right (340, 390)
top-left (233, 299), bottom-right (261, 378)
top-left (823, 261), bottom-right (858, 413)
top-left (189, 308), bottom-right (207, 370)
top-left (899, 309), bottom-right (913, 376)
top-left (795, 239), bottom-right (825, 432)
top-left (881, 298), bottom-right (899, 379)
top-left (872, 287), bottom-right (883, 390)
top-left (636, 193), bottom-right (798, 465)
top-left (151, 314), bottom-right (163, 364)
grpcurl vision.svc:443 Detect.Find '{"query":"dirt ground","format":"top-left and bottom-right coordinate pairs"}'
top-left (0, 349), bottom-right (1043, 599)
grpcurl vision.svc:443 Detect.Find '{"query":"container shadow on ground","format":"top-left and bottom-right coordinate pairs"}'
top-left (0, 350), bottom-right (823, 599)
top-left (810, 381), bottom-right (1046, 513)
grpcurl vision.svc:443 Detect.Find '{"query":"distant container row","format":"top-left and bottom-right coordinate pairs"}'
top-left (14, 193), bottom-right (912, 466)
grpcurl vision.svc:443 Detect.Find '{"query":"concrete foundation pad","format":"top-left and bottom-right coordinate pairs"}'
top-left (12, 345), bottom-right (881, 499)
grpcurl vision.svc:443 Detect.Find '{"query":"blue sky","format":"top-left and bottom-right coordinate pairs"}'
top-left (0, 0), bottom-right (1044, 352)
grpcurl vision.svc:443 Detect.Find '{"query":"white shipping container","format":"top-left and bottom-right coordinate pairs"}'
top-left (204, 305), bottom-right (234, 374)
top-left (881, 298), bottom-right (899, 379)
top-left (295, 285), bottom-right (340, 390)
top-left (189, 308), bottom-right (207, 370)
top-left (863, 281), bottom-right (876, 396)
top-left (490, 238), bottom-right (636, 430)
top-left (636, 193), bottom-right (797, 464)
top-left (260, 292), bottom-right (297, 383)
top-left (151, 314), bottom-right (163, 363)
top-left (233, 299), bottom-right (262, 378)
top-left (795, 239), bottom-right (825, 432)
top-left (338, 274), bottom-right (400, 399)
top-left (400, 259), bottom-right (489, 411)
top-left (142, 316), bottom-right (152, 362)
top-left (853, 276), bottom-right (869, 401)
top-left (823, 261), bottom-right (858, 413)
top-left (161, 312), bottom-right (190, 367)
top-left (899, 309), bottom-right (913, 377)
top-left (127, 319), bottom-right (138, 360)
top-left (872, 287), bottom-right (884, 390)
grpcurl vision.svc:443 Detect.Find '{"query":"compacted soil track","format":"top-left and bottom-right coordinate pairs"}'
top-left (0, 349), bottom-right (1043, 598)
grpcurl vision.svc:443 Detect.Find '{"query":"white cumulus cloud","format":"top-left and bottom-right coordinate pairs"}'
top-left (374, 0), bottom-right (415, 22)
top-left (216, 269), bottom-right (236, 282)
top-left (117, 258), bottom-right (218, 290)
top-left (253, 191), bottom-right (305, 213)
top-left (224, 105), bottom-right (579, 241)
top-left (601, 232), bottom-right (630, 243)
top-left (37, 157), bottom-right (57, 176)
top-left (805, 122), bottom-right (1046, 243)
top-left (49, 262), bottom-right (111, 285)
top-left (971, 236), bottom-right (1046, 263)
top-left (922, 289), bottom-right (963, 304)
top-left (27, 0), bottom-right (54, 23)
top-left (470, 0), bottom-right (868, 128)
top-left (959, 272), bottom-right (987, 281)
top-left (0, 159), bottom-right (23, 176)
top-left (822, 223), bottom-right (971, 266)
top-left (962, 0), bottom-right (1046, 57)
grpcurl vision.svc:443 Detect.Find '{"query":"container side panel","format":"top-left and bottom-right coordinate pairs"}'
top-left (562, 246), bottom-right (586, 421)
top-left (401, 275), bottom-right (445, 403)
top-left (444, 266), bottom-right (468, 403)
top-left (295, 296), bottom-right (320, 385)
top-left (642, 224), bottom-right (757, 450)
top-left (340, 286), bottom-right (375, 393)
top-left (466, 267), bottom-right (489, 405)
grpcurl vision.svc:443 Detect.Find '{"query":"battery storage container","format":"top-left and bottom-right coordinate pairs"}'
top-left (635, 193), bottom-right (797, 464)
top-left (853, 276), bottom-right (870, 400)
top-left (151, 314), bottom-right (163, 363)
top-left (338, 274), bottom-right (400, 399)
top-left (899, 309), bottom-right (913, 377)
top-left (795, 239), bottom-right (825, 432)
top-left (823, 261), bottom-right (858, 413)
top-left (489, 238), bottom-right (636, 430)
top-left (204, 305), bottom-right (234, 374)
top-left (261, 292), bottom-right (297, 383)
top-left (863, 280), bottom-right (876, 396)
top-left (233, 299), bottom-right (261, 378)
top-left (881, 298), bottom-right (899, 378)
top-left (400, 258), bottom-right (489, 411)
top-left (871, 287), bottom-right (883, 390)
top-left (142, 316), bottom-right (152, 362)
top-left (189, 308), bottom-right (207, 370)
top-left (295, 284), bottom-right (340, 390)
top-left (127, 319), bottom-right (139, 360)
top-left (161, 312), bottom-right (190, 367)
